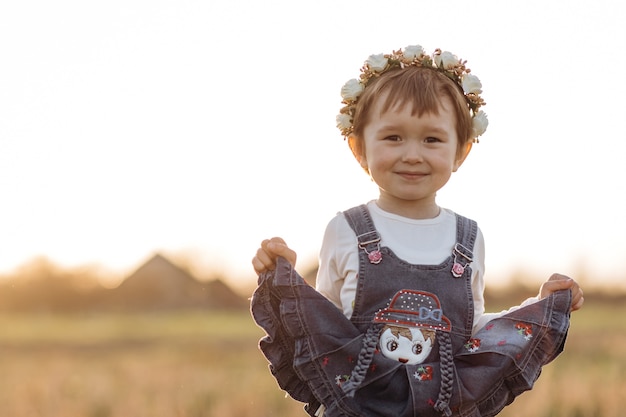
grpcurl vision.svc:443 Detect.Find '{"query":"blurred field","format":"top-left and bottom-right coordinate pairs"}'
top-left (0, 298), bottom-right (624, 417)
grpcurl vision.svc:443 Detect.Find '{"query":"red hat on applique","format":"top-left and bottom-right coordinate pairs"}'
top-left (373, 289), bottom-right (451, 332)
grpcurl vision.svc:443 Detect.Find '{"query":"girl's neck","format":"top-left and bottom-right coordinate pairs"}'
top-left (374, 197), bottom-right (440, 220)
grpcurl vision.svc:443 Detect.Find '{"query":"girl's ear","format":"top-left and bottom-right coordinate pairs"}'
top-left (453, 141), bottom-right (473, 172)
top-left (348, 135), bottom-right (368, 169)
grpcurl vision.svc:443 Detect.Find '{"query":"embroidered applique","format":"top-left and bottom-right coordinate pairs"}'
top-left (413, 365), bottom-right (434, 381)
top-left (335, 375), bottom-right (351, 387)
top-left (464, 338), bottom-right (481, 352)
top-left (373, 290), bottom-right (451, 365)
top-left (515, 322), bottom-right (533, 340)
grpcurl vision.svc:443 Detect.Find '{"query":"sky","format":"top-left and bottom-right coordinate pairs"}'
top-left (1, 0), bottom-right (625, 291)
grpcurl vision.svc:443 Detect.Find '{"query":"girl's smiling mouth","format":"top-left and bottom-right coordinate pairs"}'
top-left (396, 171), bottom-right (428, 180)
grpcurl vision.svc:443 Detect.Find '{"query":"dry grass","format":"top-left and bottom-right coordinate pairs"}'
top-left (0, 299), bottom-right (623, 417)
top-left (0, 311), bottom-right (301, 417)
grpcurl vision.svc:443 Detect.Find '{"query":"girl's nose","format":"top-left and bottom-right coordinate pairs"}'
top-left (402, 142), bottom-right (424, 163)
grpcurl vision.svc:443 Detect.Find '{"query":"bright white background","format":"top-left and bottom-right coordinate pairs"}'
top-left (1, 0), bottom-right (625, 291)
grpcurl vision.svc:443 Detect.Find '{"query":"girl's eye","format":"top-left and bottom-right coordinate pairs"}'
top-left (386, 339), bottom-right (399, 352)
top-left (424, 137), bottom-right (440, 143)
top-left (384, 135), bottom-right (401, 142)
top-left (412, 343), bottom-right (423, 355)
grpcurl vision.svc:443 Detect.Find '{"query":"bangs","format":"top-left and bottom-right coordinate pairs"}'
top-left (377, 68), bottom-right (445, 117)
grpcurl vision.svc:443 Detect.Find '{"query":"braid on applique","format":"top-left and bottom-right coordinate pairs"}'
top-left (341, 323), bottom-right (384, 397)
top-left (434, 330), bottom-right (454, 417)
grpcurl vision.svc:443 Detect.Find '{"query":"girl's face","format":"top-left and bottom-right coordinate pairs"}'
top-left (358, 95), bottom-right (469, 219)
top-left (379, 327), bottom-right (433, 365)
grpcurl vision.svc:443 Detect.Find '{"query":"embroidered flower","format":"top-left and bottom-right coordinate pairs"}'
top-left (335, 375), bottom-right (351, 386)
top-left (340, 78), bottom-right (364, 101)
top-left (366, 53), bottom-right (388, 72)
top-left (414, 365), bottom-right (433, 381)
top-left (403, 45), bottom-right (425, 60)
top-left (464, 338), bottom-right (481, 352)
top-left (461, 73), bottom-right (483, 95)
top-left (470, 110), bottom-right (489, 139)
top-left (515, 322), bottom-right (533, 340)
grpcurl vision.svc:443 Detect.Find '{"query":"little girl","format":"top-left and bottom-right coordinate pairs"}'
top-left (251, 45), bottom-right (584, 417)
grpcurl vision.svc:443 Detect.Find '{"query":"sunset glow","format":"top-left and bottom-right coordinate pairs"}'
top-left (1, 0), bottom-right (625, 290)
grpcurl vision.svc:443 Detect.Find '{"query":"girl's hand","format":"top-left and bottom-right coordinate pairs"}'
top-left (251, 237), bottom-right (297, 275)
top-left (538, 273), bottom-right (584, 312)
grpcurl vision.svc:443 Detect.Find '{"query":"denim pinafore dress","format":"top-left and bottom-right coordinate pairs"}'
top-left (251, 205), bottom-right (571, 417)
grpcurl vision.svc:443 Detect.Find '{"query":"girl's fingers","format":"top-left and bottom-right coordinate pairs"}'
top-left (252, 237), bottom-right (298, 275)
top-left (571, 287), bottom-right (584, 312)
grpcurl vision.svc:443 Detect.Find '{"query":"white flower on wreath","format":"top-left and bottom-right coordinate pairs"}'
top-left (461, 74), bottom-right (482, 95)
top-left (366, 53), bottom-right (388, 72)
top-left (340, 79), bottom-right (364, 101)
top-left (403, 45), bottom-right (425, 60)
top-left (336, 113), bottom-right (352, 131)
top-left (435, 51), bottom-right (459, 69)
top-left (470, 111), bottom-right (489, 138)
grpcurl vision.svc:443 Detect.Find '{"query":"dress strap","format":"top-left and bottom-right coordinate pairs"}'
top-left (454, 213), bottom-right (478, 252)
top-left (451, 214), bottom-right (478, 278)
top-left (343, 205), bottom-right (382, 260)
top-left (343, 204), bottom-right (377, 237)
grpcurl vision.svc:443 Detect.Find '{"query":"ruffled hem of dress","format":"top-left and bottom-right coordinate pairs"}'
top-left (454, 289), bottom-right (571, 416)
top-left (251, 262), bottom-right (317, 408)
top-left (251, 257), bottom-right (365, 415)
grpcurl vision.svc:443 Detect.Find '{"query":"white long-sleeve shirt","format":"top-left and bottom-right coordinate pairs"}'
top-left (315, 201), bottom-right (537, 335)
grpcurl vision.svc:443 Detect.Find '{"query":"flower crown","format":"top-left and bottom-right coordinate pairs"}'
top-left (336, 45), bottom-right (488, 142)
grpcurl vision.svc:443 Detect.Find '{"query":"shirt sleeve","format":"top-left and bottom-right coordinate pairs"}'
top-left (316, 213), bottom-right (359, 317)
top-left (470, 227), bottom-right (488, 335)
